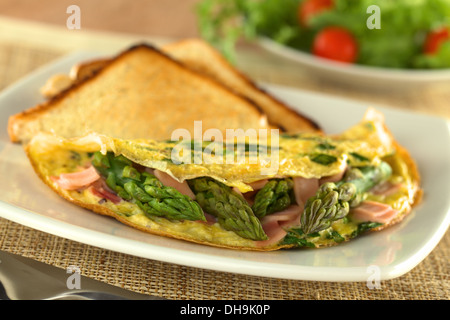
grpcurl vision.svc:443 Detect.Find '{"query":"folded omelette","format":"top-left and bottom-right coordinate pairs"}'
top-left (25, 109), bottom-right (421, 251)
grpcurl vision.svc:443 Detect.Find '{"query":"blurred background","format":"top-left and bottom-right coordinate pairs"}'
top-left (0, 0), bottom-right (201, 38)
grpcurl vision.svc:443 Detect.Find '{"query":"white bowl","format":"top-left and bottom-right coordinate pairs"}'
top-left (258, 37), bottom-right (450, 90)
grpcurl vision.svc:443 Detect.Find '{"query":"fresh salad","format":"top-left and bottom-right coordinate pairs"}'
top-left (196, 0), bottom-right (450, 69)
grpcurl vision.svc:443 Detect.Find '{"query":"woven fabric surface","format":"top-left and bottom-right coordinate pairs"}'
top-left (0, 41), bottom-right (448, 300)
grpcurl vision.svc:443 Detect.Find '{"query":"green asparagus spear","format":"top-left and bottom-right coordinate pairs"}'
top-left (252, 178), bottom-right (294, 218)
top-left (300, 161), bottom-right (392, 234)
top-left (188, 177), bottom-right (267, 241)
top-left (92, 152), bottom-right (205, 221)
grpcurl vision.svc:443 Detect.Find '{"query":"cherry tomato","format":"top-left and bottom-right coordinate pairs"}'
top-left (312, 26), bottom-right (358, 63)
top-left (424, 28), bottom-right (449, 55)
top-left (298, 0), bottom-right (334, 27)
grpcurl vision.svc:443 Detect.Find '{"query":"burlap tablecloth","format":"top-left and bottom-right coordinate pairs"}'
top-left (0, 21), bottom-right (448, 300)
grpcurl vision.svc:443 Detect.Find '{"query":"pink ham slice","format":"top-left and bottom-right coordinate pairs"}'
top-left (350, 200), bottom-right (398, 224)
top-left (293, 177), bottom-right (319, 209)
top-left (233, 179), bottom-right (269, 206)
top-left (249, 179), bottom-right (269, 190)
top-left (232, 187), bottom-right (243, 196)
top-left (90, 180), bottom-right (122, 204)
top-left (254, 177), bottom-right (320, 247)
top-left (153, 170), bottom-right (196, 200)
top-left (51, 165), bottom-right (100, 190)
top-left (319, 167), bottom-right (346, 184)
top-left (264, 205), bottom-right (302, 229)
top-left (294, 166), bottom-right (346, 206)
top-left (198, 212), bottom-right (217, 225)
top-left (371, 181), bottom-right (402, 197)
top-left (255, 205), bottom-right (302, 247)
top-left (256, 219), bottom-right (288, 248)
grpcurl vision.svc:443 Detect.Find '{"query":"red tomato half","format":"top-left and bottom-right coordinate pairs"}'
top-left (312, 27), bottom-right (358, 63)
top-left (298, 0), bottom-right (334, 27)
top-left (424, 28), bottom-right (449, 55)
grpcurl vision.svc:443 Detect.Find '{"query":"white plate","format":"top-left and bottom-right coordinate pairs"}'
top-left (0, 51), bottom-right (449, 282)
top-left (258, 37), bottom-right (450, 89)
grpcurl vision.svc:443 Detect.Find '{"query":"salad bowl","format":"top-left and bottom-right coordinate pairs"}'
top-left (258, 37), bottom-right (450, 90)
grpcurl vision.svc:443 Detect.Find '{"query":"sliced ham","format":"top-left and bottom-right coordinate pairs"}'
top-left (235, 180), bottom-right (268, 206)
top-left (248, 180), bottom-right (269, 203)
top-left (144, 167), bottom-right (155, 175)
top-left (319, 166), bottom-right (346, 184)
top-left (293, 177), bottom-right (319, 208)
top-left (243, 193), bottom-right (255, 206)
top-left (255, 177), bottom-right (320, 247)
top-left (350, 200), bottom-right (398, 224)
top-left (90, 180), bottom-right (121, 204)
top-left (232, 187), bottom-right (243, 196)
top-left (153, 170), bottom-right (196, 200)
top-left (255, 219), bottom-right (288, 248)
top-left (255, 205), bottom-right (302, 247)
top-left (197, 212), bottom-right (217, 225)
top-left (51, 165), bottom-right (100, 190)
top-left (260, 205), bottom-right (302, 228)
top-left (249, 179), bottom-right (269, 190)
top-left (371, 181), bottom-right (402, 197)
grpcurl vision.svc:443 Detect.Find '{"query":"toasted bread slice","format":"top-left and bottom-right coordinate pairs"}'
top-left (8, 44), bottom-right (274, 143)
top-left (47, 39), bottom-right (320, 134)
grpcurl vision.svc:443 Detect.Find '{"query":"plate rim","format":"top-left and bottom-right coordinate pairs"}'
top-left (258, 37), bottom-right (450, 83)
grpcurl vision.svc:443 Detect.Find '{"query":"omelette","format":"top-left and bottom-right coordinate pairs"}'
top-left (25, 109), bottom-right (421, 251)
